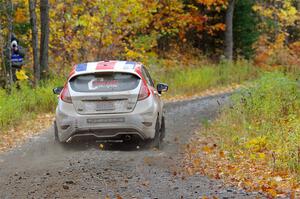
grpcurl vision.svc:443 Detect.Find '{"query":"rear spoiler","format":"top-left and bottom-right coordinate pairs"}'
top-left (68, 70), bottom-right (142, 82)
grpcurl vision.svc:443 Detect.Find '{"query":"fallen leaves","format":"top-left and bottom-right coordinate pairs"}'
top-left (183, 136), bottom-right (300, 198)
top-left (0, 113), bottom-right (54, 153)
top-left (99, 144), bottom-right (105, 150)
top-left (201, 145), bottom-right (213, 153)
top-left (116, 195), bottom-right (123, 199)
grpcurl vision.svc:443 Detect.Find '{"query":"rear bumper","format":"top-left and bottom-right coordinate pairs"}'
top-left (55, 97), bottom-right (158, 142)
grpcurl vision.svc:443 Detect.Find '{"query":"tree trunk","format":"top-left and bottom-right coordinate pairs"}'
top-left (40, 0), bottom-right (49, 79)
top-left (29, 0), bottom-right (40, 84)
top-left (0, 23), bottom-right (7, 84)
top-left (224, 0), bottom-right (235, 61)
top-left (5, 0), bottom-right (13, 86)
top-left (296, 0), bottom-right (300, 12)
top-left (296, 0), bottom-right (300, 11)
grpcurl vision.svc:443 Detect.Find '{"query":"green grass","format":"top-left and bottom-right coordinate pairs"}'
top-left (149, 59), bottom-right (260, 98)
top-left (0, 59), bottom-right (260, 131)
top-left (205, 72), bottom-right (300, 173)
top-left (0, 77), bottom-right (65, 130)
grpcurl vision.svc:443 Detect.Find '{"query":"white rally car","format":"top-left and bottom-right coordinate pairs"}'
top-left (53, 60), bottom-right (168, 148)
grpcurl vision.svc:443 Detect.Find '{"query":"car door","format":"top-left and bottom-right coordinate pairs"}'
top-left (141, 66), bottom-right (163, 121)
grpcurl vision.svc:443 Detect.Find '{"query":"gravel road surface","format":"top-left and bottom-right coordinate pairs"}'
top-left (0, 94), bottom-right (263, 199)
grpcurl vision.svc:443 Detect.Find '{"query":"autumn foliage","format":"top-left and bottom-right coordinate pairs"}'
top-left (1, 0), bottom-right (298, 76)
top-left (0, 1), bottom-right (300, 197)
top-left (1, 0), bottom-right (234, 76)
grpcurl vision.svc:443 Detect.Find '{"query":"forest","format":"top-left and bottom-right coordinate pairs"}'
top-left (1, 0), bottom-right (300, 197)
top-left (0, 0), bottom-right (299, 85)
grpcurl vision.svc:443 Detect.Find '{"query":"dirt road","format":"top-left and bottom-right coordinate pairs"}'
top-left (0, 94), bottom-right (263, 199)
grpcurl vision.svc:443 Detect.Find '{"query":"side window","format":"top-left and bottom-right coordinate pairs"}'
top-left (142, 66), bottom-right (154, 87)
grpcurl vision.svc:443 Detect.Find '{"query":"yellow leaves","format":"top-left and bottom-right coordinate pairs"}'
top-left (48, 0), bottom-right (56, 5)
top-left (197, 0), bottom-right (228, 8)
top-left (202, 145), bottom-right (213, 153)
top-left (251, 5), bottom-right (260, 12)
top-left (219, 150), bottom-right (225, 158)
top-left (245, 136), bottom-right (267, 152)
top-left (16, 69), bottom-right (28, 81)
top-left (253, 32), bottom-right (300, 68)
top-left (0, 113), bottom-right (54, 152)
top-left (257, 152), bottom-right (266, 160)
top-left (249, 152), bottom-right (266, 160)
top-left (253, 1), bottom-right (299, 68)
top-left (192, 158), bottom-right (201, 167)
top-left (125, 48), bottom-right (144, 60)
top-left (55, 3), bottom-right (65, 12)
top-left (264, 187), bottom-right (277, 198)
top-left (14, 8), bottom-right (28, 23)
top-left (184, 132), bottom-right (300, 198)
top-left (207, 23), bottom-right (226, 35)
top-left (102, 35), bottom-right (113, 47)
top-left (76, 17), bottom-right (89, 27)
top-left (48, 0), bottom-right (169, 63)
top-left (72, 5), bottom-right (84, 15)
top-left (99, 144), bottom-right (104, 150)
top-left (253, 1), bottom-right (299, 28)
top-left (116, 195), bottom-right (123, 199)
top-left (290, 41), bottom-right (300, 57)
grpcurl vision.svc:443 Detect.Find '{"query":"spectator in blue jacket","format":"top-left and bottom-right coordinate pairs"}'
top-left (10, 37), bottom-right (25, 81)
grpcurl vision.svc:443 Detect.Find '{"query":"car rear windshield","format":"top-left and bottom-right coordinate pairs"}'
top-left (69, 72), bottom-right (140, 92)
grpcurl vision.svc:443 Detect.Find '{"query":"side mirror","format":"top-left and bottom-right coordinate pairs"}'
top-left (157, 83), bottom-right (168, 94)
top-left (53, 87), bottom-right (63, 95)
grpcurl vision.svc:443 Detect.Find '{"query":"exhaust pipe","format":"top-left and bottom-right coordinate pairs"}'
top-left (124, 135), bottom-right (131, 141)
top-left (66, 137), bottom-right (73, 143)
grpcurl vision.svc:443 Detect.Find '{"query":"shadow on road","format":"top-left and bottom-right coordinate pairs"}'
top-left (56, 138), bottom-right (153, 152)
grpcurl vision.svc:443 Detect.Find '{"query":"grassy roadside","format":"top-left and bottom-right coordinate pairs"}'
top-left (151, 59), bottom-right (259, 98)
top-left (185, 72), bottom-right (300, 198)
top-left (0, 78), bottom-right (65, 130)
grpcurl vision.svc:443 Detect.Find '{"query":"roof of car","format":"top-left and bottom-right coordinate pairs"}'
top-left (69, 60), bottom-right (143, 78)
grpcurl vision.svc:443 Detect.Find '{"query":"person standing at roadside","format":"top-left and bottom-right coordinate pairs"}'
top-left (10, 36), bottom-right (26, 81)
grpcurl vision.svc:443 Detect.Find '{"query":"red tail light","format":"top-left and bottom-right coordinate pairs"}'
top-left (60, 85), bottom-right (72, 103)
top-left (138, 80), bottom-right (150, 101)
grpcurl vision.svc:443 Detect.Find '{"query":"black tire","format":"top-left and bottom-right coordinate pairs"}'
top-left (54, 121), bottom-right (60, 142)
top-left (160, 116), bottom-right (166, 140)
top-left (152, 117), bottom-right (161, 149)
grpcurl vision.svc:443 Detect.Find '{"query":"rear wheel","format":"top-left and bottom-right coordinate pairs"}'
top-left (54, 121), bottom-right (61, 142)
top-left (151, 117), bottom-right (161, 149)
top-left (160, 116), bottom-right (166, 140)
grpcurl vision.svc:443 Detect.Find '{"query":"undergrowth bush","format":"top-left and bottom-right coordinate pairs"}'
top-left (208, 72), bottom-right (300, 173)
top-left (150, 59), bottom-right (260, 97)
top-left (0, 77), bottom-right (65, 130)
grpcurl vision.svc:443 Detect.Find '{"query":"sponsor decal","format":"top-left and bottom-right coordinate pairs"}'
top-left (88, 78), bottom-right (118, 90)
top-left (87, 117), bottom-right (125, 123)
